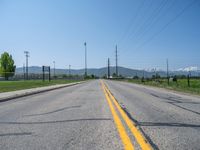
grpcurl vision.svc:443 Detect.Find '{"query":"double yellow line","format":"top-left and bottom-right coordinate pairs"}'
top-left (101, 81), bottom-right (152, 150)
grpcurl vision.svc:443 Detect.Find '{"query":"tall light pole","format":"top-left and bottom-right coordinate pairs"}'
top-left (53, 61), bottom-right (55, 78)
top-left (24, 51), bottom-right (29, 80)
top-left (84, 42), bottom-right (87, 77)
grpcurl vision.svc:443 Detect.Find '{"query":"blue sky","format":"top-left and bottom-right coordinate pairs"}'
top-left (0, 0), bottom-right (200, 70)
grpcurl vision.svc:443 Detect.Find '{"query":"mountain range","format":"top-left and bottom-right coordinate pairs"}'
top-left (16, 66), bottom-right (200, 77)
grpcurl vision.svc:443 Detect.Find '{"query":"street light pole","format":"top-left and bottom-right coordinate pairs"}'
top-left (24, 51), bottom-right (29, 80)
top-left (84, 42), bottom-right (87, 77)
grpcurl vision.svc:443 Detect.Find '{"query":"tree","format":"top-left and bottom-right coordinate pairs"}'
top-left (91, 74), bottom-right (95, 79)
top-left (0, 52), bottom-right (16, 80)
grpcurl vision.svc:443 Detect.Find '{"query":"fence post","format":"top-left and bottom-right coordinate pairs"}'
top-left (187, 74), bottom-right (190, 87)
top-left (49, 67), bottom-right (51, 82)
top-left (42, 66), bottom-right (45, 82)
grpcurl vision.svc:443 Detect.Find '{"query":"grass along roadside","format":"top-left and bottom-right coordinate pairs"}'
top-left (0, 80), bottom-right (82, 93)
top-left (126, 78), bottom-right (200, 96)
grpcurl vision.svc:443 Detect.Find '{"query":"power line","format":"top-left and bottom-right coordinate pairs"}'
top-left (118, 0), bottom-right (146, 45)
top-left (121, 0), bottom-right (166, 47)
top-left (120, 0), bottom-right (152, 46)
top-left (120, 0), bottom-right (198, 56)
top-left (129, 0), bottom-right (169, 42)
top-left (131, 0), bottom-right (175, 45)
top-left (137, 0), bottom-right (198, 49)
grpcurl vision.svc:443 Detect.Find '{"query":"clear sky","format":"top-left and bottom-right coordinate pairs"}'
top-left (0, 0), bottom-right (200, 70)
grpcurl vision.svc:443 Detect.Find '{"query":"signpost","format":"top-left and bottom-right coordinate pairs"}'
top-left (42, 66), bottom-right (51, 82)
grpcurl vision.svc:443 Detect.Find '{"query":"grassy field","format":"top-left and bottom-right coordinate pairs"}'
top-left (0, 80), bottom-right (82, 93)
top-left (127, 78), bottom-right (200, 95)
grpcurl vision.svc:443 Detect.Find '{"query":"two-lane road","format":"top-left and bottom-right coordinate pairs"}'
top-left (0, 80), bottom-right (200, 150)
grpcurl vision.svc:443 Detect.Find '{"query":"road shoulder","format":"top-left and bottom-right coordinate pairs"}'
top-left (0, 81), bottom-right (85, 102)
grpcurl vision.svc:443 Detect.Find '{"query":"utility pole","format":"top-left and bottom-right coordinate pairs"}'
top-left (187, 71), bottom-right (191, 87)
top-left (23, 63), bottom-right (25, 80)
top-left (142, 69), bottom-right (145, 82)
top-left (53, 61), bottom-right (55, 78)
top-left (24, 51), bottom-right (29, 80)
top-left (84, 42), bottom-right (87, 77)
top-left (143, 70), bottom-right (145, 78)
top-left (167, 59), bottom-right (169, 85)
top-left (115, 45), bottom-right (118, 77)
top-left (108, 58), bottom-right (110, 79)
top-left (48, 66), bottom-right (51, 82)
top-left (69, 65), bottom-right (71, 76)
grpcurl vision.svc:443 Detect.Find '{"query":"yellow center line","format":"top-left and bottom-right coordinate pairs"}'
top-left (103, 81), bottom-right (152, 150)
top-left (100, 81), bottom-right (134, 150)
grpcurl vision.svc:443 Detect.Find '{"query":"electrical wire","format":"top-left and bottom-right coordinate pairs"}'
top-left (131, 0), bottom-right (176, 46)
top-left (128, 0), bottom-right (169, 43)
top-left (136, 0), bottom-right (198, 49)
top-left (118, 0), bottom-right (146, 45)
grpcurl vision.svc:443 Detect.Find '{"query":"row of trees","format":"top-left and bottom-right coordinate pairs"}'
top-left (0, 52), bottom-right (16, 80)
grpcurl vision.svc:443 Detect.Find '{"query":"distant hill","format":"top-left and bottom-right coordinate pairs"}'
top-left (16, 66), bottom-right (155, 77)
top-left (16, 66), bottom-right (200, 78)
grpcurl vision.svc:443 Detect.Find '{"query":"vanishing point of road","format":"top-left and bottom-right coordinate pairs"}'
top-left (0, 80), bottom-right (200, 150)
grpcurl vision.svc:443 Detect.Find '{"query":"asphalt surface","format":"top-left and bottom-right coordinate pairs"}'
top-left (0, 80), bottom-right (122, 150)
top-left (105, 80), bottom-right (200, 150)
top-left (0, 80), bottom-right (200, 150)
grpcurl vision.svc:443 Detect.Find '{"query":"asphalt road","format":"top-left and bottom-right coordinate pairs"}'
top-left (105, 80), bottom-right (200, 150)
top-left (0, 80), bottom-right (200, 150)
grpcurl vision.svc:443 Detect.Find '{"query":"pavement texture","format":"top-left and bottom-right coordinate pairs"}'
top-left (105, 80), bottom-right (200, 150)
top-left (0, 82), bottom-right (83, 102)
top-left (0, 80), bottom-right (123, 150)
top-left (0, 79), bottom-right (200, 150)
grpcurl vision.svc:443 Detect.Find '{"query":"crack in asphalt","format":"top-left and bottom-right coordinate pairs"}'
top-left (24, 105), bottom-right (82, 117)
top-left (0, 118), bottom-right (112, 125)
